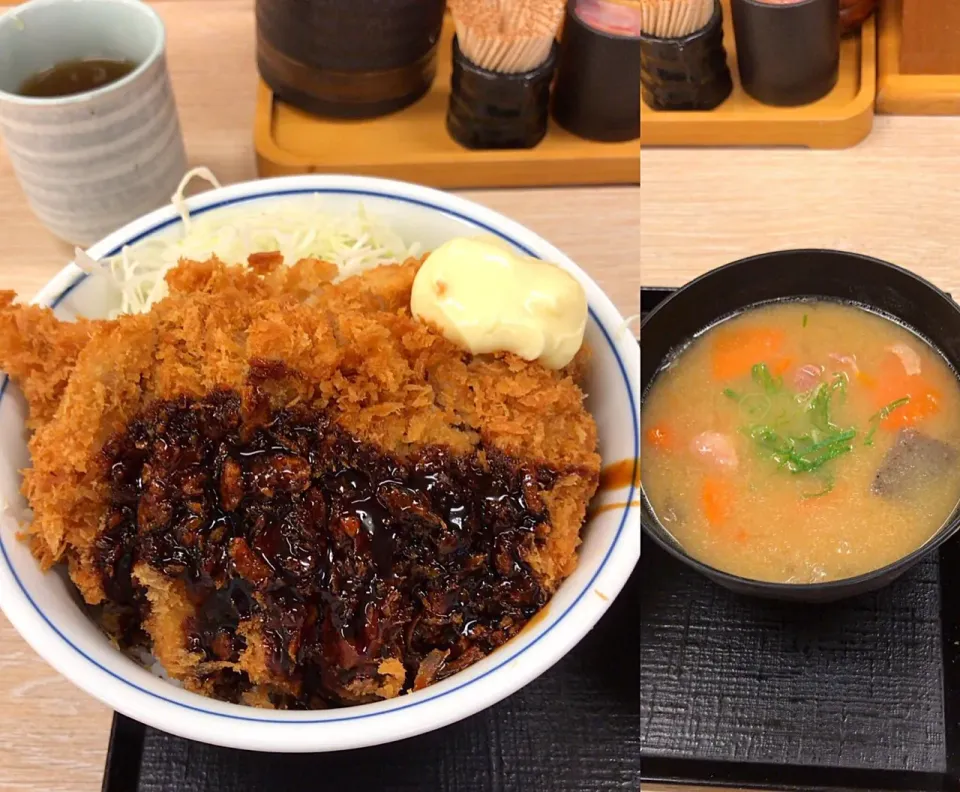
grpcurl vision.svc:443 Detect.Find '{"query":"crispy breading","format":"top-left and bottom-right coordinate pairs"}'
top-left (0, 255), bottom-right (600, 704)
top-left (0, 294), bottom-right (100, 429)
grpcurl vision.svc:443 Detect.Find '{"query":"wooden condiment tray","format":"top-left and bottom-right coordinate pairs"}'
top-left (253, 17), bottom-right (640, 188)
top-left (640, 1), bottom-right (876, 149)
top-left (876, 0), bottom-right (960, 115)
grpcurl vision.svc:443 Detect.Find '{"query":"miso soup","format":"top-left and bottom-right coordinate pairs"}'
top-left (641, 301), bottom-right (960, 584)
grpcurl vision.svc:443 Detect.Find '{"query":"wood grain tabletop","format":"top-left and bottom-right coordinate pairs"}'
top-left (641, 115), bottom-right (960, 296)
top-left (0, 1), bottom-right (639, 790)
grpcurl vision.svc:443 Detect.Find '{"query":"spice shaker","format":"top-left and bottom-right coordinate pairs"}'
top-left (552, 0), bottom-right (641, 142)
top-left (731, 0), bottom-right (840, 107)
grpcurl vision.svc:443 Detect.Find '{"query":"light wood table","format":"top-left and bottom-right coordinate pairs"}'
top-left (641, 117), bottom-right (960, 791)
top-left (642, 115), bottom-right (960, 296)
top-left (0, 2), bottom-right (639, 790)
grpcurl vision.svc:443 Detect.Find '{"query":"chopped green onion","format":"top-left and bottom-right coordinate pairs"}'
top-left (723, 388), bottom-right (740, 400)
top-left (864, 396), bottom-right (911, 446)
top-left (877, 396), bottom-right (911, 421)
top-left (802, 478), bottom-right (834, 499)
top-left (752, 363), bottom-right (782, 395)
top-left (739, 393), bottom-right (771, 422)
top-left (746, 425), bottom-right (855, 474)
top-left (831, 372), bottom-right (848, 404)
top-left (806, 428), bottom-right (857, 453)
top-left (738, 359), bottom-right (860, 479)
top-left (807, 383), bottom-right (839, 433)
top-left (802, 314), bottom-right (809, 328)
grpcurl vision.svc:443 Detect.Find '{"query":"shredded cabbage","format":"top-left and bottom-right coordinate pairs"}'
top-left (77, 168), bottom-right (422, 318)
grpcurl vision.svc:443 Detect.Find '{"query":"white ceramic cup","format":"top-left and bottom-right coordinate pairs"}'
top-left (0, 0), bottom-right (188, 246)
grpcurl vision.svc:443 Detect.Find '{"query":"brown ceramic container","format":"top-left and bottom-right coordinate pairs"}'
top-left (256, 0), bottom-right (447, 119)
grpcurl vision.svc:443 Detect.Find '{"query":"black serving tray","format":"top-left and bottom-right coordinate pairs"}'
top-left (640, 286), bottom-right (960, 792)
top-left (100, 568), bottom-right (641, 792)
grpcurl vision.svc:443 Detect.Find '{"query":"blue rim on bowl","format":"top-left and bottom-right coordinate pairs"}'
top-left (0, 176), bottom-right (640, 750)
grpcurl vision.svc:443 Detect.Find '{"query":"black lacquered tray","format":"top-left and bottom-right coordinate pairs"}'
top-left (640, 287), bottom-right (960, 792)
top-left (101, 568), bottom-right (640, 792)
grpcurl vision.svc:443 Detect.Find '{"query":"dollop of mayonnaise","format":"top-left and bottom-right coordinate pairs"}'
top-left (410, 237), bottom-right (588, 370)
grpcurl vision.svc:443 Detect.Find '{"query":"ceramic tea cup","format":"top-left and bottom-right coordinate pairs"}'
top-left (0, 0), bottom-right (187, 246)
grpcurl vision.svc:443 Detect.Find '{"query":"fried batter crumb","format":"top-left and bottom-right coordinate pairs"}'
top-left (0, 256), bottom-right (600, 707)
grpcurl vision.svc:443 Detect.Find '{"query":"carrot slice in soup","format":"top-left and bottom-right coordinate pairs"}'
top-left (701, 478), bottom-right (748, 543)
top-left (702, 476), bottom-right (733, 527)
top-left (873, 353), bottom-right (941, 429)
top-left (771, 357), bottom-right (794, 377)
top-left (646, 425), bottom-right (673, 451)
top-left (711, 328), bottom-right (787, 380)
top-left (884, 388), bottom-right (939, 429)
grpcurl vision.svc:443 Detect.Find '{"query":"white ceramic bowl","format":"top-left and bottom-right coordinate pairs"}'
top-left (0, 175), bottom-right (640, 752)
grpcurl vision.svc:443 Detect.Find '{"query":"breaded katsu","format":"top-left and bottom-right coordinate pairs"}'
top-left (0, 255), bottom-right (600, 708)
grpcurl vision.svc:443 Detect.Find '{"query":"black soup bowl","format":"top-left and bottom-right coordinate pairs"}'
top-left (641, 249), bottom-right (960, 603)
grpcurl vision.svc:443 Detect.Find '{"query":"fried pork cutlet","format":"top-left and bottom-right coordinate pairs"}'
top-left (0, 255), bottom-right (600, 707)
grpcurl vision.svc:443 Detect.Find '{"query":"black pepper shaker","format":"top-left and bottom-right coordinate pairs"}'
top-left (552, 1), bottom-right (641, 143)
top-left (731, 0), bottom-right (840, 106)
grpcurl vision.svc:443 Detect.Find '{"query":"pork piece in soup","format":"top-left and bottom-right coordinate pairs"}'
top-left (641, 301), bottom-right (960, 584)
